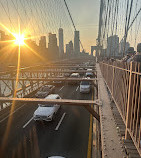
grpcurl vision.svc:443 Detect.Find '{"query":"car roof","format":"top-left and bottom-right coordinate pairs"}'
top-left (48, 156), bottom-right (65, 158)
top-left (71, 73), bottom-right (79, 76)
top-left (87, 69), bottom-right (93, 71)
top-left (86, 72), bottom-right (93, 75)
top-left (45, 94), bottom-right (60, 99)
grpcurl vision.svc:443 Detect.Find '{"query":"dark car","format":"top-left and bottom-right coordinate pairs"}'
top-left (35, 85), bottom-right (55, 98)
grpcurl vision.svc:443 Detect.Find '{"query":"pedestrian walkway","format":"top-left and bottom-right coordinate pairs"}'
top-left (97, 63), bottom-right (125, 158)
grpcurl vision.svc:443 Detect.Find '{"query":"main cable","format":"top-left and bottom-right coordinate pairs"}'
top-left (63, 0), bottom-right (84, 51)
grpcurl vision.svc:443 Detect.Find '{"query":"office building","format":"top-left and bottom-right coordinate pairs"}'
top-left (66, 40), bottom-right (73, 55)
top-left (119, 39), bottom-right (130, 55)
top-left (74, 31), bottom-right (80, 54)
top-left (69, 40), bottom-right (73, 54)
top-left (66, 44), bottom-right (69, 54)
top-left (58, 28), bottom-right (64, 55)
top-left (39, 36), bottom-right (46, 48)
top-left (48, 33), bottom-right (59, 59)
top-left (107, 35), bottom-right (119, 57)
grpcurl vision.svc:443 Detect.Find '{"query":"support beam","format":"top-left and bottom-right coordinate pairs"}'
top-left (84, 105), bottom-right (100, 122)
top-left (0, 97), bottom-right (101, 121)
top-left (0, 77), bottom-right (97, 82)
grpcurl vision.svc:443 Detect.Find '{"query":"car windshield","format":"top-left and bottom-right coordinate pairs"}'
top-left (38, 103), bottom-right (54, 107)
top-left (40, 87), bottom-right (49, 92)
top-left (81, 81), bottom-right (90, 85)
top-left (86, 73), bottom-right (93, 76)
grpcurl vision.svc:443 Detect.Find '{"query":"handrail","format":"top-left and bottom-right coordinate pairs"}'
top-left (99, 61), bottom-right (141, 156)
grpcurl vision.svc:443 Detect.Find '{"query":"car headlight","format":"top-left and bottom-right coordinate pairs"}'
top-left (47, 114), bottom-right (52, 118)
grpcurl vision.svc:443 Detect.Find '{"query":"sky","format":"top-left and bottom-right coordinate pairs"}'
top-left (67, 0), bottom-right (100, 53)
top-left (0, 0), bottom-right (100, 54)
top-left (0, 0), bottom-right (141, 53)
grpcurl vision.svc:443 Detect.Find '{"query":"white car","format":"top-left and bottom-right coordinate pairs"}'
top-left (69, 73), bottom-right (80, 84)
top-left (86, 68), bottom-right (93, 72)
top-left (70, 73), bottom-right (80, 78)
top-left (33, 94), bottom-right (61, 121)
top-left (80, 81), bottom-right (91, 93)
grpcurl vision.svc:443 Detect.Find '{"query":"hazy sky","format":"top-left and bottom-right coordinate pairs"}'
top-left (0, 0), bottom-right (141, 53)
top-left (67, 0), bottom-right (100, 52)
top-left (0, 0), bottom-right (101, 53)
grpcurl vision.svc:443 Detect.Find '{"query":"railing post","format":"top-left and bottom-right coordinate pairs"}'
top-left (11, 72), bottom-right (15, 97)
top-left (112, 66), bottom-right (115, 96)
top-left (0, 83), bottom-right (4, 109)
top-left (125, 62), bottom-right (133, 139)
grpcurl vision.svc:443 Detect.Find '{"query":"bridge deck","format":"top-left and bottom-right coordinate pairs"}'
top-left (97, 63), bottom-right (125, 158)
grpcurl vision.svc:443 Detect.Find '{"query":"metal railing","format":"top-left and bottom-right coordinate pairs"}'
top-left (99, 61), bottom-right (141, 156)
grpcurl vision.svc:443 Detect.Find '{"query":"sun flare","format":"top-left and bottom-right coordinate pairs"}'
top-left (14, 33), bottom-right (25, 46)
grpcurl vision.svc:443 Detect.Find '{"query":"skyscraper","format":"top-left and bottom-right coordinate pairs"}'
top-left (119, 39), bottom-right (130, 55)
top-left (58, 28), bottom-right (64, 55)
top-left (74, 31), bottom-right (80, 54)
top-left (107, 35), bottom-right (119, 57)
top-left (48, 33), bottom-right (59, 59)
top-left (69, 40), bottom-right (73, 54)
top-left (66, 41), bottom-right (73, 55)
top-left (39, 36), bottom-right (46, 48)
top-left (66, 44), bottom-right (69, 54)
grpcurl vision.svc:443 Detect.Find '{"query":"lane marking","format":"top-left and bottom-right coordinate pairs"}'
top-left (0, 93), bottom-right (35, 123)
top-left (87, 91), bottom-right (93, 158)
top-left (55, 112), bottom-right (66, 131)
top-left (0, 104), bottom-right (26, 123)
top-left (23, 117), bottom-right (33, 128)
top-left (59, 86), bottom-right (64, 91)
top-left (76, 86), bottom-right (79, 91)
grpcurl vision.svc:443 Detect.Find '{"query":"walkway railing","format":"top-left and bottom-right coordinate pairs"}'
top-left (99, 61), bottom-right (141, 156)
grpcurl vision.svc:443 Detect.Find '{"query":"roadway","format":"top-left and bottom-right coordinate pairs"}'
top-left (0, 83), bottom-right (94, 158)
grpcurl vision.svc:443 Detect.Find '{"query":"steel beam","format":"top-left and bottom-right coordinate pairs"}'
top-left (0, 97), bottom-right (100, 121)
top-left (0, 77), bottom-right (97, 82)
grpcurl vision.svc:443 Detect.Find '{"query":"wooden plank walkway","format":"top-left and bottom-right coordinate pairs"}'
top-left (97, 63), bottom-right (126, 158)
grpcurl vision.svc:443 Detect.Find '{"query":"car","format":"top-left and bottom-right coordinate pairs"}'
top-left (86, 68), bottom-right (93, 72)
top-left (64, 73), bottom-right (70, 77)
top-left (69, 73), bottom-right (80, 84)
top-left (52, 80), bottom-right (63, 86)
top-left (80, 81), bottom-right (91, 93)
top-left (33, 94), bottom-right (61, 121)
top-left (85, 72), bottom-right (93, 78)
top-left (48, 156), bottom-right (65, 158)
top-left (35, 85), bottom-right (55, 98)
top-left (70, 73), bottom-right (80, 78)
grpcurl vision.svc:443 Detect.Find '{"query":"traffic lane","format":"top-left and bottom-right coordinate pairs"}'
top-left (36, 84), bottom-right (92, 158)
top-left (0, 83), bottom-right (92, 158)
top-left (0, 85), bottom-right (67, 158)
top-left (1, 84), bottom-right (78, 158)
top-left (0, 83), bottom-right (61, 122)
top-left (6, 83), bottom-right (86, 158)
top-left (0, 102), bottom-right (39, 158)
top-left (0, 87), bottom-right (41, 121)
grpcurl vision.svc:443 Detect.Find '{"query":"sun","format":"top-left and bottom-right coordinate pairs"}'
top-left (14, 33), bottom-right (25, 46)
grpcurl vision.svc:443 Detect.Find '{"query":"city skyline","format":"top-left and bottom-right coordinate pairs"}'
top-left (0, 0), bottom-right (100, 54)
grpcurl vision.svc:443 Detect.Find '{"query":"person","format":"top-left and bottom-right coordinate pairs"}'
top-left (121, 47), bottom-right (135, 63)
top-left (126, 47), bottom-right (136, 63)
top-left (132, 43), bottom-right (141, 62)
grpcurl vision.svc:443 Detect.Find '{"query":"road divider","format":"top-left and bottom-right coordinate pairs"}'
top-left (55, 112), bottom-right (66, 131)
top-left (23, 117), bottom-right (33, 128)
top-left (59, 86), bottom-right (64, 91)
top-left (76, 86), bottom-right (79, 91)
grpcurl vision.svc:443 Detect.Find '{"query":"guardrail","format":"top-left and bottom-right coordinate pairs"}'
top-left (99, 61), bottom-right (141, 156)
